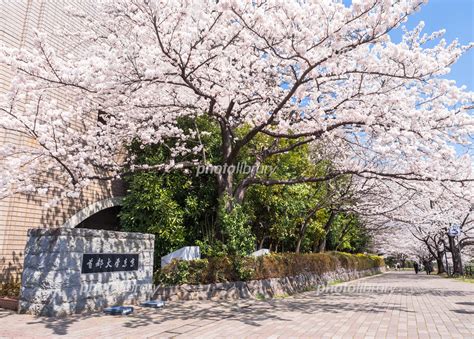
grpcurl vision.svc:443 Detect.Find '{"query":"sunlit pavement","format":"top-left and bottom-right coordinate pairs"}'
top-left (1, 271), bottom-right (473, 338)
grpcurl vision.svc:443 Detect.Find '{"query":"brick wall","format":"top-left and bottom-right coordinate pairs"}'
top-left (0, 0), bottom-right (123, 281)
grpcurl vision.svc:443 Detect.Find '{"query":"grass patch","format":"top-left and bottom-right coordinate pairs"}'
top-left (441, 273), bottom-right (474, 284)
top-left (454, 276), bottom-right (474, 284)
top-left (301, 285), bottom-right (318, 292)
top-left (328, 279), bottom-right (344, 286)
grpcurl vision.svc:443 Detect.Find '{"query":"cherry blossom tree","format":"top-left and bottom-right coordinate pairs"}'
top-left (366, 178), bottom-right (473, 273)
top-left (0, 0), bottom-right (473, 213)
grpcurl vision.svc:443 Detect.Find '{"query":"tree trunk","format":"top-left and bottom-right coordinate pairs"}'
top-left (423, 238), bottom-right (445, 274)
top-left (295, 222), bottom-right (308, 254)
top-left (317, 210), bottom-right (336, 253)
top-left (217, 119), bottom-right (235, 213)
top-left (215, 172), bottom-right (233, 240)
top-left (448, 235), bottom-right (463, 275)
top-left (259, 235), bottom-right (269, 250)
top-left (295, 206), bottom-right (322, 254)
top-left (400, 257), bottom-right (406, 268)
top-left (435, 254), bottom-right (445, 274)
top-left (217, 172), bottom-right (233, 207)
top-left (317, 237), bottom-right (327, 253)
top-left (295, 237), bottom-right (302, 254)
top-left (434, 239), bottom-right (446, 274)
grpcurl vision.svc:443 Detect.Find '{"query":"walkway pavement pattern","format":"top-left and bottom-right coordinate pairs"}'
top-left (0, 271), bottom-right (473, 338)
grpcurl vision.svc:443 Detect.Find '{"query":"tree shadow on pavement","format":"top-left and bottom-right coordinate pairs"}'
top-left (0, 308), bottom-right (15, 319)
top-left (5, 271), bottom-right (474, 336)
top-left (121, 300), bottom-right (287, 331)
top-left (452, 301), bottom-right (474, 315)
top-left (456, 302), bottom-right (474, 306)
top-left (25, 313), bottom-right (102, 336)
top-left (11, 295), bottom-right (410, 336)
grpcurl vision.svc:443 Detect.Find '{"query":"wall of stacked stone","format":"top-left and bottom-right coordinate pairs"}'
top-left (154, 267), bottom-right (385, 301)
top-left (19, 228), bottom-right (154, 317)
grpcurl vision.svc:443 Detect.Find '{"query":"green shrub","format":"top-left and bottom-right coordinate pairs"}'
top-left (155, 252), bottom-right (384, 286)
top-left (0, 280), bottom-right (21, 297)
top-left (195, 239), bottom-right (228, 258)
top-left (218, 198), bottom-right (256, 256)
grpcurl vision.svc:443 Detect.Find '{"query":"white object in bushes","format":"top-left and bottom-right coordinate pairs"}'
top-left (251, 249), bottom-right (270, 257)
top-left (161, 246), bottom-right (201, 267)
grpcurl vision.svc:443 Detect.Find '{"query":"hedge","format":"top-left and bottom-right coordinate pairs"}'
top-left (155, 252), bottom-right (384, 285)
top-left (0, 280), bottom-right (21, 298)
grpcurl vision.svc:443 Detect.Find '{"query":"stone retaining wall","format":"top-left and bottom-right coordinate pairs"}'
top-left (154, 267), bottom-right (384, 301)
top-left (19, 228), bottom-right (154, 316)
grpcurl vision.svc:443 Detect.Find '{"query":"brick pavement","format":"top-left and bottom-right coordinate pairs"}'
top-left (0, 271), bottom-right (473, 338)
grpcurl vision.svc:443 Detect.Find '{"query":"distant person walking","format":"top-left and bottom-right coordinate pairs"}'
top-left (424, 261), bottom-right (433, 275)
top-left (414, 262), bottom-right (419, 274)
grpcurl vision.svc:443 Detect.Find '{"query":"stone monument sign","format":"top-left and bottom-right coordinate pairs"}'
top-left (19, 228), bottom-right (154, 316)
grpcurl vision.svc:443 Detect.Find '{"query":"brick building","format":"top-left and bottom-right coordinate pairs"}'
top-left (0, 1), bottom-right (123, 281)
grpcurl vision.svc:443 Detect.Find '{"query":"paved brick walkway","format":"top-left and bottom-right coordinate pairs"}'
top-left (1, 271), bottom-right (473, 338)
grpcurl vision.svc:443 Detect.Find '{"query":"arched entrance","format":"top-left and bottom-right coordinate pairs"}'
top-left (61, 197), bottom-right (124, 231)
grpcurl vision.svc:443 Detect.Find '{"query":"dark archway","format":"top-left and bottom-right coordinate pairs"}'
top-left (75, 206), bottom-right (122, 231)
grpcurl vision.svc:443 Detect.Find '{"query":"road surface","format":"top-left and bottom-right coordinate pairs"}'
top-left (1, 271), bottom-right (473, 338)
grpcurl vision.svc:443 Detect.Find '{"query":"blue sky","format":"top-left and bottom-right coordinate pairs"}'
top-left (343, 0), bottom-right (474, 91)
